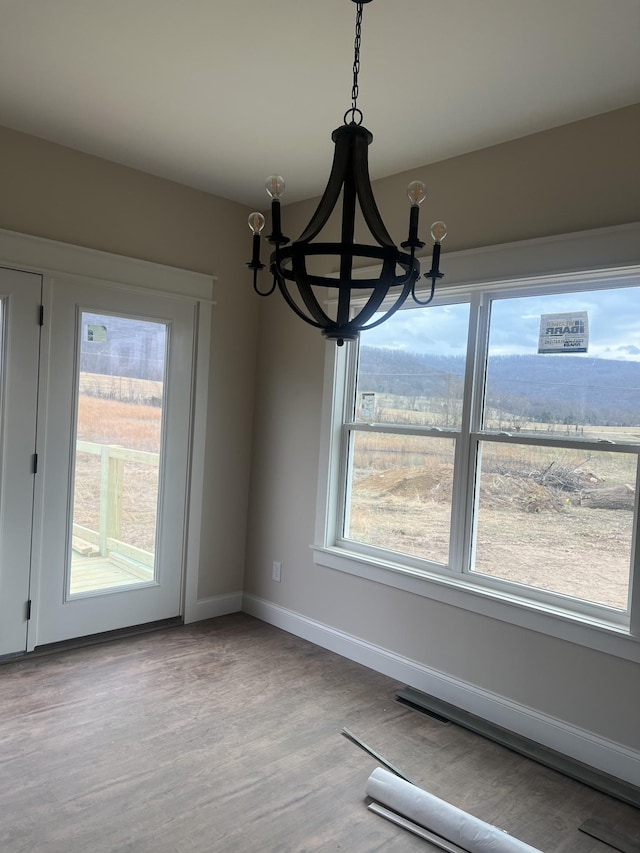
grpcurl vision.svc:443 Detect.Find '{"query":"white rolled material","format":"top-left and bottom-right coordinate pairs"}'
top-left (366, 767), bottom-right (543, 853)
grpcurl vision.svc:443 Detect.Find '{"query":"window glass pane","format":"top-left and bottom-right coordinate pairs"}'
top-left (70, 313), bottom-right (166, 595)
top-left (344, 431), bottom-right (454, 565)
top-left (472, 441), bottom-right (635, 610)
top-left (356, 303), bottom-right (470, 427)
top-left (484, 284), bottom-right (640, 440)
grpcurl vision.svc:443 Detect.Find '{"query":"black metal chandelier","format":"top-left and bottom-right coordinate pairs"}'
top-left (247, 0), bottom-right (446, 346)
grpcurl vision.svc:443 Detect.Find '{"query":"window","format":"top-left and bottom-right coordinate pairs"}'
top-left (314, 230), bottom-right (640, 653)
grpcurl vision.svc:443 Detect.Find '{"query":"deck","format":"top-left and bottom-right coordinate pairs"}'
top-left (70, 553), bottom-right (154, 595)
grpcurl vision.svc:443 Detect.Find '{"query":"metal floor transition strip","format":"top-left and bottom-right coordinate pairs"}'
top-left (395, 686), bottom-right (640, 809)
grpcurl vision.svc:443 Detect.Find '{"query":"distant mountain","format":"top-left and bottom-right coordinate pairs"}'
top-left (359, 348), bottom-right (464, 397)
top-left (359, 347), bottom-right (640, 426)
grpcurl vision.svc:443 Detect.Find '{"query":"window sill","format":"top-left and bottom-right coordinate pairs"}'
top-left (312, 544), bottom-right (640, 664)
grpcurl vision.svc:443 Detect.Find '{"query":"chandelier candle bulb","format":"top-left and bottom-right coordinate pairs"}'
top-left (431, 220), bottom-right (448, 243)
top-left (407, 180), bottom-right (427, 207)
top-left (265, 175), bottom-right (285, 199)
top-left (248, 211), bottom-right (265, 235)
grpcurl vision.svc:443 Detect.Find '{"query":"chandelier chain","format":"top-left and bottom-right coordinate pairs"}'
top-left (345, 2), bottom-right (364, 125)
top-left (352, 3), bottom-right (362, 111)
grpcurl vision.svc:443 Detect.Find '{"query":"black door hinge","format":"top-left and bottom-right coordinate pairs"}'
top-left (38, 305), bottom-right (44, 326)
top-left (32, 453), bottom-right (38, 474)
top-left (26, 599), bottom-right (32, 620)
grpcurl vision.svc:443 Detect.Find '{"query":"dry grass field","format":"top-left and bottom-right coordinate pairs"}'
top-left (347, 413), bottom-right (637, 612)
top-left (73, 382), bottom-right (162, 554)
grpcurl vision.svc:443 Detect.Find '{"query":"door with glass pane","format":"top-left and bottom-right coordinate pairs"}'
top-left (0, 268), bottom-right (41, 656)
top-left (37, 278), bottom-right (195, 645)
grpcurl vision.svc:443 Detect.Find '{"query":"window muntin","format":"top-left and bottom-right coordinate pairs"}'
top-left (335, 275), bottom-right (640, 625)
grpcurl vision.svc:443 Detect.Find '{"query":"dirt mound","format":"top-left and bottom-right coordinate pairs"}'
top-left (355, 465), bottom-right (453, 503)
top-left (355, 462), bottom-right (636, 515)
top-left (355, 465), bottom-right (572, 512)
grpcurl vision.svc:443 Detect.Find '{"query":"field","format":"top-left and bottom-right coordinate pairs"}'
top-left (73, 378), bottom-right (162, 555)
top-left (346, 410), bottom-right (637, 612)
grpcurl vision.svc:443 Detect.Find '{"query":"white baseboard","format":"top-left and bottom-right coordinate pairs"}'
top-left (185, 591), bottom-right (243, 624)
top-left (242, 593), bottom-right (640, 788)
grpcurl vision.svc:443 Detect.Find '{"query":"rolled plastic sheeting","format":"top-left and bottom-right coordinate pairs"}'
top-left (366, 767), bottom-right (543, 853)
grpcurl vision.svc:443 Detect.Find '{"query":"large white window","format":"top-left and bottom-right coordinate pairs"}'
top-left (314, 226), bottom-right (640, 657)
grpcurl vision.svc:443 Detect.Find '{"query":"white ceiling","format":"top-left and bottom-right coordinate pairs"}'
top-left (0, 0), bottom-right (638, 209)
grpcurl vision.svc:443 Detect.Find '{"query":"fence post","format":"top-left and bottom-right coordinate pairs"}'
top-left (99, 446), bottom-right (124, 556)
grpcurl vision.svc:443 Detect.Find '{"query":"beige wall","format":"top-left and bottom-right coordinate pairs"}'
top-left (0, 124), bottom-right (258, 600)
top-left (244, 105), bottom-right (640, 751)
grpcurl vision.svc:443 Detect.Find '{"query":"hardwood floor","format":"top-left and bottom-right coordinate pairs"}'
top-left (0, 614), bottom-right (638, 852)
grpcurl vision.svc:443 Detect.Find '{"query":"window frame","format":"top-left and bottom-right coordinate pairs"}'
top-left (313, 223), bottom-right (640, 663)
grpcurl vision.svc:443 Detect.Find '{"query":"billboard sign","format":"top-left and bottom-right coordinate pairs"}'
top-left (538, 312), bottom-right (588, 354)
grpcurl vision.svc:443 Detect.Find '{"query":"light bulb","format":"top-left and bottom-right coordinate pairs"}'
top-left (407, 180), bottom-right (426, 207)
top-left (248, 212), bottom-right (265, 235)
top-left (431, 221), bottom-right (448, 243)
top-left (265, 175), bottom-right (285, 200)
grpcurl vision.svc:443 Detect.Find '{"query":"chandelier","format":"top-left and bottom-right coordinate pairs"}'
top-left (247, 0), bottom-right (446, 346)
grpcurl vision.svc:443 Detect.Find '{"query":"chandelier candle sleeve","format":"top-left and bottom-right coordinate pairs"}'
top-left (245, 0), bottom-right (447, 344)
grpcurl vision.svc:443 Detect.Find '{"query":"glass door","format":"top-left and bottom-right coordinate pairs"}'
top-left (36, 278), bottom-right (196, 646)
top-left (0, 268), bottom-right (42, 657)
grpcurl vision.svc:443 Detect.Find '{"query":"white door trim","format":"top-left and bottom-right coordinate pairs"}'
top-left (0, 269), bottom-right (42, 656)
top-left (0, 227), bottom-right (215, 301)
top-left (0, 228), bottom-right (214, 651)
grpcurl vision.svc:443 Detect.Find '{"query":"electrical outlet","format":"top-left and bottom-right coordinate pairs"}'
top-left (272, 561), bottom-right (282, 582)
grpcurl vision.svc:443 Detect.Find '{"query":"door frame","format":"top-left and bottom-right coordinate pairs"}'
top-left (0, 228), bottom-right (215, 651)
top-left (0, 268), bottom-right (42, 656)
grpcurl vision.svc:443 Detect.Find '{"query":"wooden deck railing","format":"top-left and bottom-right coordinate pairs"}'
top-left (73, 440), bottom-right (159, 566)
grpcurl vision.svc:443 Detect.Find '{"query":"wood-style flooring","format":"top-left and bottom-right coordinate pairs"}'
top-left (0, 613), bottom-right (638, 852)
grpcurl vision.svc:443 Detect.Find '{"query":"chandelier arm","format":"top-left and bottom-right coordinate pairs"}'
top-left (296, 279), bottom-right (339, 328)
top-left (272, 252), bottom-right (335, 328)
top-left (277, 248), bottom-right (416, 291)
top-left (253, 268), bottom-right (277, 297)
top-left (276, 244), bottom-right (416, 293)
top-left (411, 277), bottom-right (436, 306)
top-left (358, 281), bottom-right (418, 332)
top-left (274, 272), bottom-right (326, 330)
top-left (344, 257), bottom-right (408, 328)
top-left (352, 131), bottom-right (395, 249)
top-left (337, 163), bottom-right (358, 328)
top-left (278, 241), bottom-right (416, 268)
top-left (281, 251), bottom-right (418, 338)
top-left (291, 272), bottom-right (412, 290)
top-left (296, 131), bottom-right (352, 245)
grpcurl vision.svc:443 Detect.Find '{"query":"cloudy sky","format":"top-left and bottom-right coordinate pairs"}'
top-left (361, 281), bottom-right (640, 362)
